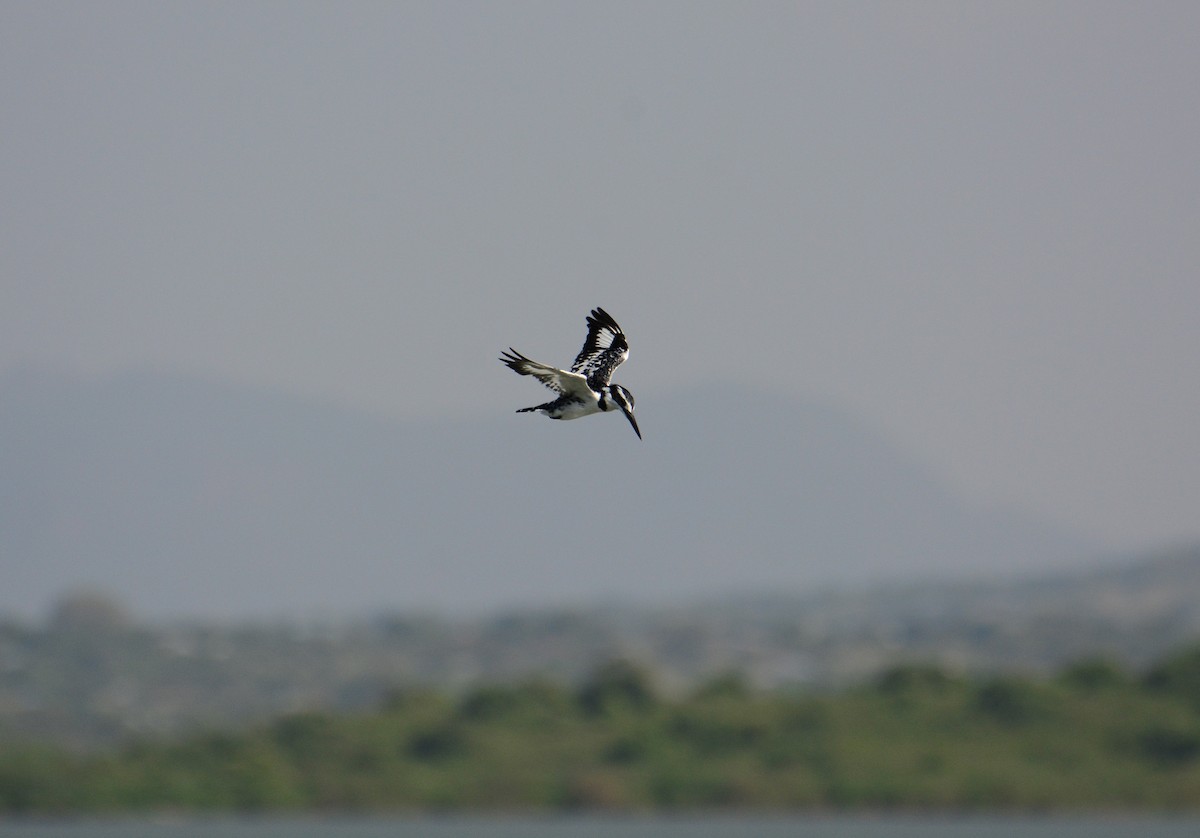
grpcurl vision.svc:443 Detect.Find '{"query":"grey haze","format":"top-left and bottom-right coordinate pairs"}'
top-left (1, 369), bottom-right (1094, 620)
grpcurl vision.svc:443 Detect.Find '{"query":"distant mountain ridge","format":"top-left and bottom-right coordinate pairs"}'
top-left (0, 367), bottom-right (1098, 620)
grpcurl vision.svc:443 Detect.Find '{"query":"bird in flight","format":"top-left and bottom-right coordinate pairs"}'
top-left (500, 307), bottom-right (641, 439)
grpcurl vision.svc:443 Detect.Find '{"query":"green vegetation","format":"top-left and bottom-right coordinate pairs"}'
top-left (3, 645), bottom-right (1200, 814)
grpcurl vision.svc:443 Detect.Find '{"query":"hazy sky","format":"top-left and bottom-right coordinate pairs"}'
top-left (2, 1), bottom-right (1197, 551)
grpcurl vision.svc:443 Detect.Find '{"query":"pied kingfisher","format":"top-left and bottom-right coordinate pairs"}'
top-left (500, 307), bottom-right (641, 439)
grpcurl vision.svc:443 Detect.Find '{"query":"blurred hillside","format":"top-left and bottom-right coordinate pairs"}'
top-left (1, 544), bottom-right (1196, 748)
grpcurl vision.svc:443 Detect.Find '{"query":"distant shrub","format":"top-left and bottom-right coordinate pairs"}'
top-left (875, 663), bottom-right (957, 695)
top-left (378, 685), bottom-right (444, 714)
top-left (1133, 725), bottom-right (1200, 767)
top-left (973, 677), bottom-right (1052, 725)
top-left (645, 757), bottom-right (730, 807)
top-left (457, 685), bottom-right (522, 721)
top-left (576, 659), bottom-right (657, 716)
top-left (602, 733), bottom-right (648, 764)
top-left (406, 723), bottom-right (467, 761)
top-left (0, 748), bottom-right (74, 813)
top-left (1142, 643), bottom-right (1200, 706)
top-left (668, 706), bottom-right (767, 756)
top-left (555, 769), bottom-right (632, 810)
top-left (1059, 657), bottom-right (1129, 691)
top-left (270, 712), bottom-right (337, 758)
top-left (693, 672), bottom-right (751, 700)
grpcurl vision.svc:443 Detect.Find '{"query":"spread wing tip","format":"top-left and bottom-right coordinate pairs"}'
top-left (499, 348), bottom-right (528, 368)
top-left (586, 307), bottom-right (621, 332)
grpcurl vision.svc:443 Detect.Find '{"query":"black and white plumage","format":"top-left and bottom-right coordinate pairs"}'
top-left (500, 307), bottom-right (641, 439)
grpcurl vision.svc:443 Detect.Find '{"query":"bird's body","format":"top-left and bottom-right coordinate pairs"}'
top-left (500, 307), bottom-right (641, 439)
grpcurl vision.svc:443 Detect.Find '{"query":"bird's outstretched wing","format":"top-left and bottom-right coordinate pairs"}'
top-left (500, 349), bottom-right (594, 399)
top-left (570, 307), bottom-right (629, 389)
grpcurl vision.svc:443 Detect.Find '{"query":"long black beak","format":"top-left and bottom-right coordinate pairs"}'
top-left (621, 406), bottom-right (642, 440)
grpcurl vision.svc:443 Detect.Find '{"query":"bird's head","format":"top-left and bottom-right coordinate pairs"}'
top-left (604, 384), bottom-right (641, 439)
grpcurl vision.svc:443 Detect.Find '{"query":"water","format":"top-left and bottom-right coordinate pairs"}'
top-left (1, 816), bottom-right (1197, 838)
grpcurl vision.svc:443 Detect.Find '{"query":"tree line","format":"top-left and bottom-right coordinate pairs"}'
top-left (2, 646), bottom-right (1200, 814)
